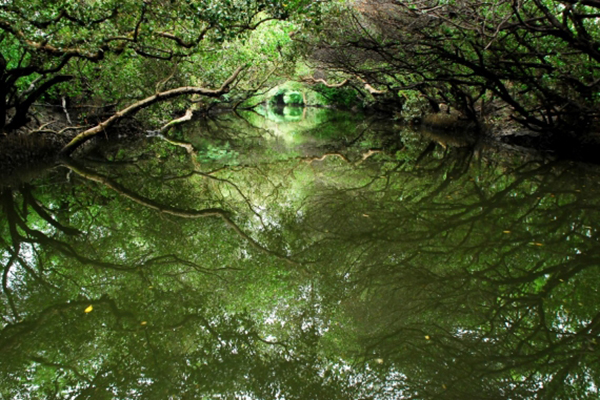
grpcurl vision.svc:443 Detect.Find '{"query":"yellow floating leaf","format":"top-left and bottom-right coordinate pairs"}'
top-left (503, 230), bottom-right (511, 234)
top-left (375, 358), bottom-right (384, 364)
top-left (362, 214), bottom-right (369, 217)
top-left (425, 335), bottom-right (431, 340)
top-left (141, 321), bottom-right (148, 326)
top-left (442, 384), bottom-right (447, 390)
top-left (535, 242), bottom-right (544, 246)
top-left (84, 305), bottom-right (93, 313)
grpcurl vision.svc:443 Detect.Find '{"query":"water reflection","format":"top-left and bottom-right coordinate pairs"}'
top-left (1, 112), bottom-right (600, 399)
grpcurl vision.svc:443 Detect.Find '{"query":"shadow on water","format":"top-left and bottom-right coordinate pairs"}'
top-left (1, 111), bottom-right (600, 399)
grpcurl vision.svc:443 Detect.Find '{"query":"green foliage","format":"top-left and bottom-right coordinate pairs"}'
top-left (196, 140), bottom-right (240, 164)
top-left (0, 0), bottom-right (323, 133)
top-left (285, 91), bottom-right (304, 105)
top-left (397, 90), bottom-right (429, 122)
top-left (312, 84), bottom-right (362, 109)
top-left (310, 0), bottom-right (600, 138)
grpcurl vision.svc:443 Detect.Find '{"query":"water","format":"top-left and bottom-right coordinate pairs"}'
top-left (1, 109), bottom-right (600, 399)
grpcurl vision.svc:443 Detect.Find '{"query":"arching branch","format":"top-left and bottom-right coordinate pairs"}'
top-left (59, 66), bottom-right (245, 156)
top-left (5, 75), bottom-right (73, 131)
top-left (301, 76), bottom-right (350, 88)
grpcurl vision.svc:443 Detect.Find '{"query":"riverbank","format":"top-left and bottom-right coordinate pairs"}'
top-left (417, 108), bottom-right (600, 165)
top-left (0, 132), bottom-right (66, 172)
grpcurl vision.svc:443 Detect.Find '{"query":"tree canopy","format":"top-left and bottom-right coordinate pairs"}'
top-left (0, 0), bottom-right (319, 152)
top-left (2, 0), bottom-right (600, 156)
top-left (307, 0), bottom-right (600, 141)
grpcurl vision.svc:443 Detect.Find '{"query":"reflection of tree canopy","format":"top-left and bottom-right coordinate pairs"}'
top-left (0, 178), bottom-right (354, 399)
top-left (301, 147), bottom-right (600, 400)
top-left (2, 114), bottom-right (600, 399)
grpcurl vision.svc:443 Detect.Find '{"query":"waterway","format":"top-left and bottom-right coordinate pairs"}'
top-left (1, 108), bottom-right (600, 399)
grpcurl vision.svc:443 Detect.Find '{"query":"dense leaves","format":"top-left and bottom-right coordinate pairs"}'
top-left (309, 0), bottom-right (600, 141)
top-left (0, 0), bottom-right (316, 136)
top-left (3, 0), bottom-right (599, 151)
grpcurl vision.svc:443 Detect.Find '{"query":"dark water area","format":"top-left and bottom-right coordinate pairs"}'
top-left (2, 109), bottom-right (600, 399)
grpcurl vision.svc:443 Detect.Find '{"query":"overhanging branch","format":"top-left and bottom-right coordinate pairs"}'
top-left (59, 66), bottom-right (245, 156)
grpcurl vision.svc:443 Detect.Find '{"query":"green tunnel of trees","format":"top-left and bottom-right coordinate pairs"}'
top-left (1, 0), bottom-right (600, 155)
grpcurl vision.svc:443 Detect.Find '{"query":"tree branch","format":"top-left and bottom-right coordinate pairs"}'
top-left (5, 75), bottom-right (73, 131)
top-left (302, 76), bottom-right (350, 88)
top-left (59, 66), bottom-right (245, 156)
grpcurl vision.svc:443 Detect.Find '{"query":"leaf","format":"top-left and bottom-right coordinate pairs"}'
top-left (84, 305), bottom-right (93, 313)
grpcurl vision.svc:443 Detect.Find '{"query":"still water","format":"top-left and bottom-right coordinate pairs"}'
top-left (1, 109), bottom-right (600, 399)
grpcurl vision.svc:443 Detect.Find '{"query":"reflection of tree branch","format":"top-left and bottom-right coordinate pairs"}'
top-left (151, 132), bottom-right (269, 227)
top-left (301, 150), bottom-right (382, 166)
top-left (63, 159), bottom-right (227, 218)
top-left (30, 356), bottom-right (91, 383)
top-left (0, 296), bottom-right (105, 352)
top-left (62, 160), bottom-right (302, 267)
top-left (9, 247), bottom-right (57, 291)
top-left (6, 206), bottom-right (134, 273)
top-left (192, 170), bottom-right (268, 229)
top-left (1, 254), bottom-right (20, 320)
top-left (1, 190), bottom-right (22, 254)
top-left (143, 254), bottom-right (239, 282)
top-left (21, 185), bottom-right (81, 236)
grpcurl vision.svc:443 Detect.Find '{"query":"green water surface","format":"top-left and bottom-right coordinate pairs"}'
top-left (1, 110), bottom-right (600, 399)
